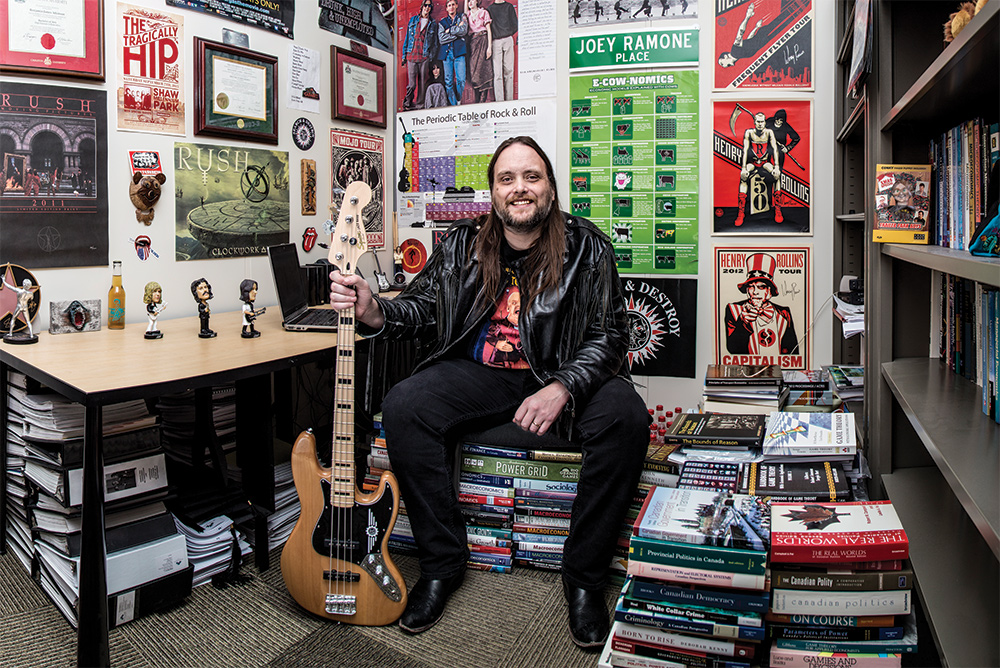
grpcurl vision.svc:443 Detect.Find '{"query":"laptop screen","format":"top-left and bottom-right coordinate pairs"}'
top-left (267, 243), bottom-right (309, 322)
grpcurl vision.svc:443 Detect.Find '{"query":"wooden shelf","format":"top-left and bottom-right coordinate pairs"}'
top-left (882, 359), bottom-right (999, 558)
top-left (880, 244), bottom-right (1000, 287)
top-left (882, 467), bottom-right (999, 668)
top-left (880, 2), bottom-right (999, 132)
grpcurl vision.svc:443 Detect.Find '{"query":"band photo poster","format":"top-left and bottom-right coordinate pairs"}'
top-left (320, 0), bottom-right (394, 53)
top-left (173, 142), bottom-right (290, 260)
top-left (714, 246), bottom-right (811, 371)
top-left (331, 129), bottom-right (386, 248)
top-left (394, 97), bottom-right (556, 227)
top-left (568, 0), bottom-right (699, 28)
top-left (569, 70), bottom-right (699, 274)
top-left (712, 98), bottom-right (811, 235)
top-left (714, 0), bottom-right (813, 90)
top-left (623, 276), bottom-right (698, 378)
top-left (0, 82), bottom-right (108, 268)
top-left (117, 3), bottom-right (185, 135)
top-left (394, 0), bottom-right (557, 112)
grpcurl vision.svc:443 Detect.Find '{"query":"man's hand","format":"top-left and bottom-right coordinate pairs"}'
top-left (330, 270), bottom-right (385, 329)
top-left (514, 381), bottom-right (571, 436)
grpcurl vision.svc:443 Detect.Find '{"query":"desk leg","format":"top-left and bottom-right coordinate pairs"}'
top-left (78, 405), bottom-right (110, 667)
top-left (0, 361), bottom-right (8, 554)
top-left (236, 375), bottom-right (274, 570)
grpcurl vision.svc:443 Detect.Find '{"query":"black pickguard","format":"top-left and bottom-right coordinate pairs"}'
top-left (311, 478), bottom-right (396, 564)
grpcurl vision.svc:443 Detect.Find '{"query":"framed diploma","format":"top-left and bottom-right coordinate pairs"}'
top-left (332, 46), bottom-right (386, 129)
top-left (0, 0), bottom-right (105, 79)
top-left (194, 37), bottom-right (278, 145)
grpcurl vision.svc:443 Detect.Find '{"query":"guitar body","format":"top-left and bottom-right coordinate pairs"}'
top-left (281, 429), bottom-right (407, 625)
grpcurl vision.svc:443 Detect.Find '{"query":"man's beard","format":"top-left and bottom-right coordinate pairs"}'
top-left (494, 193), bottom-right (554, 235)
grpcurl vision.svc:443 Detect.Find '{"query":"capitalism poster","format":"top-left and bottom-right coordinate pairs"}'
top-left (569, 69), bottom-right (699, 274)
top-left (117, 3), bottom-right (185, 135)
top-left (174, 142), bottom-right (289, 260)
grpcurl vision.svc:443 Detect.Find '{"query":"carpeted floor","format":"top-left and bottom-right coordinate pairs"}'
top-left (0, 548), bottom-right (616, 668)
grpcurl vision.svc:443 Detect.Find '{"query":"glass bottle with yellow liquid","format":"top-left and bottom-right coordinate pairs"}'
top-left (108, 260), bottom-right (125, 329)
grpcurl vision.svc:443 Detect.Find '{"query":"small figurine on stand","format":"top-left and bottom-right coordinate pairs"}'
top-left (239, 278), bottom-right (265, 338)
top-left (392, 244), bottom-right (406, 289)
top-left (143, 281), bottom-right (167, 339)
top-left (191, 277), bottom-right (216, 338)
top-left (2, 276), bottom-right (39, 344)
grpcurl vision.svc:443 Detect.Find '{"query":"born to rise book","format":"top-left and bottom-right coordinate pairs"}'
top-left (873, 164), bottom-right (932, 244)
top-left (770, 501), bottom-right (909, 564)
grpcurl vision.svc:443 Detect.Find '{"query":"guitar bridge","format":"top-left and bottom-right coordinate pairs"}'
top-left (325, 594), bottom-right (356, 615)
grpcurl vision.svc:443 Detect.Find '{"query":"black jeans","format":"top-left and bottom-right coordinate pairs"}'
top-left (381, 358), bottom-right (648, 590)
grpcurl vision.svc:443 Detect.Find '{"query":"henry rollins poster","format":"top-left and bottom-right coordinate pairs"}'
top-left (622, 277), bottom-right (697, 378)
top-left (714, 246), bottom-right (810, 371)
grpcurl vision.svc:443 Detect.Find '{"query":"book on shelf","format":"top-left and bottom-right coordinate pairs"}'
top-left (872, 163), bottom-right (932, 244)
top-left (662, 413), bottom-right (767, 449)
top-left (769, 588), bottom-right (912, 616)
top-left (772, 611), bottom-right (918, 654)
top-left (740, 461), bottom-right (850, 502)
top-left (614, 594), bottom-right (766, 642)
top-left (611, 619), bottom-right (758, 660)
top-left (768, 644), bottom-right (902, 668)
top-left (628, 576), bottom-right (770, 614)
top-left (607, 637), bottom-right (752, 668)
top-left (704, 364), bottom-right (783, 386)
top-left (764, 612), bottom-right (899, 628)
top-left (461, 454), bottom-right (581, 482)
top-left (633, 487), bottom-right (770, 552)
top-left (760, 412), bottom-right (856, 458)
top-left (768, 561), bottom-right (914, 592)
top-left (625, 559), bottom-right (768, 592)
top-left (621, 586), bottom-right (762, 629)
top-left (770, 500), bottom-right (909, 564)
top-left (24, 450), bottom-right (168, 507)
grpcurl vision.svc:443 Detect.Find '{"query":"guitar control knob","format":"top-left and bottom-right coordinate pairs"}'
top-left (382, 575), bottom-right (390, 586)
top-left (375, 564), bottom-right (383, 574)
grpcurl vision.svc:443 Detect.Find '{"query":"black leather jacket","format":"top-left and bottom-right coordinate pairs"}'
top-left (363, 214), bottom-right (631, 408)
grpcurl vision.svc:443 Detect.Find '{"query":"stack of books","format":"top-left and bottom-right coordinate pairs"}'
top-left (825, 365), bottom-right (865, 402)
top-left (767, 501), bottom-right (917, 664)
top-left (601, 487), bottom-right (772, 668)
top-left (702, 364), bottom-right (787, 415)
top-left (155, 384), bottom-right (237, 476)
top-left (461, 442), bottom-right (582, 573)
top-left (363, 413), bottom-right (415, 556)
top-left (5, 372), bottom-right (33, 573)
top-left (173, 514), bottom-right (248, 587)
top-left (833, 293), bottom-right (865, 339)
top-left (782, 369), bottom-right (839, 412)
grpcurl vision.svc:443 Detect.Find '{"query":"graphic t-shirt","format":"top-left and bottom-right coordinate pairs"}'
top-left (468, 257), bottom-right (530, 369)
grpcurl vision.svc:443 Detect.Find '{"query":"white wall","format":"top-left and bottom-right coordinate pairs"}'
top-left (6, 0), bottom-right (835, 412)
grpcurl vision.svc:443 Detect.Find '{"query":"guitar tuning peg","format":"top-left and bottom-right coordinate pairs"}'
top-left (350, 196), bottom-right (359, 205)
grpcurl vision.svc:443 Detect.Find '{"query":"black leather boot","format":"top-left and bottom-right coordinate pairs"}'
top-left (398, 570), bottom-right (466, 634)
top-left (563, 579), bottom-right (610, 649)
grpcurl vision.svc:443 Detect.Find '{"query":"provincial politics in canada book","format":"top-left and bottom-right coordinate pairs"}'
top-left (770, 501), bottom-right (909, 563)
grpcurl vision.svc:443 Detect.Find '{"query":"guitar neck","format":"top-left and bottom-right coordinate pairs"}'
top-left (331, 306), bottom-right (357, 509)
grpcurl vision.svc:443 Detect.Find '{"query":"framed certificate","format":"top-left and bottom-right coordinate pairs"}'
top-left (332, 46), bottom-right (386, 129)
top-left (0, 0), bottom-right (104, 79)
top-left (194, 37), bottom-right (278, 145)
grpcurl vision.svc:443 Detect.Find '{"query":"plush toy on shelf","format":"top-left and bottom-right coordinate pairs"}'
top-left (944, 0), bottom-right (990, 42)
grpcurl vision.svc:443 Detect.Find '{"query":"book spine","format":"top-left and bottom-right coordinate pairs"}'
top-left (461, 443), bottom-right (530, 459)
top-left (457, 482), bottom-right (515, 498)
top-left (66, 451), bottom-right (168, 507)
top-left (513, 488), bottom-right (577, 501)
top-left (465, 562), bottom-right (511, 573)
top-left (768, 624), bottom-right (905, 641)
top-left (628, 579), bottom-right (769, 613)
top-left (621, 595), bottom-right (762, 628)
top-left (626, 560), bottom-right (767, 591)
top-left (515, 549), bottom-right (565, 562)
top-left (511, 478), bottom-right (579, 493)
top-left (662, 436), bottom-right (755, 448)
top-left (465, 525), bottom-right (513, 539)
top-left (512, 523), bottom-right (569, 536)
top-left (529, 449), bottom-right (582, 463)
top-left (468, 543), bottom-right (511, 555)
top-left (465, 533), bottom-right (511, 548)
top-left (514, 540), bottom-right (565, 553)
top-left (611, 638), bottom-right (752, 668)
top-left (466, 552), bottom-right (512, 566)
top-left (513, 513), bottom-right (570, 527)
top-left (459, 471), bottom-right (515, 487)
top-left (764, 612), bottom-right (898, 628)
top-left (768, 646), bottom-right (903, 668)
top-left (769, 589), bottom-right (911, 616)
top-left (514, 497), bottom-right (574, 511)
top-left (769, 539), bottom-right (909, 564)
top-left (457, 492), bottom-right (514, 507)
top-left (613, 622), bottom-right (757, 659)
top-left (628, 536), bottom-right (766, 575)
top-left (109, 564), bottom-right (194, 629)
top-left (512, 531), bottom-right (566, 544)
top-left (769, 567), bottom-right (913, 591)
top-left (773, 636), bottom-right (916, 655)
top-left (461, 454), bottom-right (581, 482)
top-left (615, 606), bottom-right (765, 642)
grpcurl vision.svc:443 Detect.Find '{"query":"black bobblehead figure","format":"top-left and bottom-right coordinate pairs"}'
top-left (330, 136), bottom-right (648, 649)
top-left (191, 278), bottom-right (216, 338)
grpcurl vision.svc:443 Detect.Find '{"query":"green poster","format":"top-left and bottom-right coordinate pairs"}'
top-left (569, 69), bottom-right (698, 274)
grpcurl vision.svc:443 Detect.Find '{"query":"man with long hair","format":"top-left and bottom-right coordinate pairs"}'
top-left (330, 136), bottom-right (648, 648)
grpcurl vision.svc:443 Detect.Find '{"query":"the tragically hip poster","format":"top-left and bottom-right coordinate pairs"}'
top-left (0, 82), bottom-right (108, 268)
top-left (714, 246), bottom-right (811, 371)
top-left (622, 276), bottom-right (697, 378)
top-left (174, 142), bottom-right (289, 260)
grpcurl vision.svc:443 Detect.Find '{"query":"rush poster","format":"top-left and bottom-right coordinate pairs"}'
top-left (712, 98), bottom-right (811, 235)
top-left (714, 246), bottom-right (810, 371)
top-left (713, 0), bottom-right (813, 91)
top-left (622, 276), bottom-right (698, 378)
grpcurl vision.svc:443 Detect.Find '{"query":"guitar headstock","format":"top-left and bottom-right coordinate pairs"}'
top-left (326, 180), bottom-right (372, 276)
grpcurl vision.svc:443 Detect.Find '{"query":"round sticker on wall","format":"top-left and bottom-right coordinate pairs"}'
top-left (399, 238), bottom-right (427, 274)
top-left (292, 117), bottom-right (315, 151)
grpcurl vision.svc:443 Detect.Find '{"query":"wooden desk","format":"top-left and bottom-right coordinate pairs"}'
top-left (0, 310), bottom-right (338, 667)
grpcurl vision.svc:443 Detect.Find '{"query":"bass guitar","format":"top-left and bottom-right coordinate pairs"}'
top-left (281, 181), bottom-right (407, 625)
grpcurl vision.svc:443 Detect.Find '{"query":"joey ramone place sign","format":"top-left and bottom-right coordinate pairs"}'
top-left (569, 28), bottom-right (699, 70)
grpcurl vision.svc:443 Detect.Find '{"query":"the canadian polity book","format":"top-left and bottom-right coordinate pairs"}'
top-left (873, 163), bottom-right (932, 244)
top-left (770, 501), bottom-right (909, 564)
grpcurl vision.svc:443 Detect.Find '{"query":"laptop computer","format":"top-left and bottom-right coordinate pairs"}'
top-left (267, 243), bottom-right (339, 332)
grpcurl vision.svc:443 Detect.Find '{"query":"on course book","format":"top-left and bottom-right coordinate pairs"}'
top-left (770, 500), bottom-right (909, 563)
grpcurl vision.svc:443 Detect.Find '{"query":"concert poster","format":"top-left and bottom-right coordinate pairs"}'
top-left (622, 276), bottom-right (698, 378)
top-left (569, 69), bottom-right (699, 274)
top-left (568, 0), bottom-right (699, 28)
top-left (712, 99), bottom-right (811, 235)
top-left (0, 82), bottom-right (108, 268)
top-left (713, 0), bottom-right (812, 91)
top-left (166, 0), bottom-right (294, 38)
top-left (173, 142), bottom-right (290, 261)
top-left (714, 246), bottom-right (811, 371)
top-left (319, 0), bottom-right (393, 53)
top-left (117, 3), bottom-right (185, 135)
top-left (331, 129), bottom-right (385, 249)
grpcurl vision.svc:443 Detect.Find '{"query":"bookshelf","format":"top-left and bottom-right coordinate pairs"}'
top-left (837, 2), bottom-right (1000, 666)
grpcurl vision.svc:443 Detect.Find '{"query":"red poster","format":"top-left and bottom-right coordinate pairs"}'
top-left (713, 0), bottom-right (812, 91)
